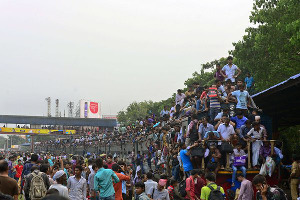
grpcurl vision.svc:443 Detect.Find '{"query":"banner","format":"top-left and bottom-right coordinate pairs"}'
top-left (79, 100), bottom-right (101, 118)
top-left (0, 127), bottom-right (76, 135)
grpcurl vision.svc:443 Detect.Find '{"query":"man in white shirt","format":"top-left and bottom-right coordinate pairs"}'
top-left (175, 89), bottom-right (186, 106)
top-left (217, 117), bottom-right (235, 141)
top-left (50, 170), bottom-right (69, 199)
top-left (144, 172), bottom-right (158, 196)
top-left (160, 106), bottom-right (170, 117)
top-left (217, 117), bottom-right (235, 169)
top-left (221, 56), bottom-right (241, 83)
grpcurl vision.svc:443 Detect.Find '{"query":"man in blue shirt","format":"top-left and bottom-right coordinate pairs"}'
top-left (228, 84), bottom-right (250, 116)
top-left (94, 158), bottom-right (120, 200)
top-left (179, 142), bottom-right (198, 178)
top-left (231, 110), bottom-right (248, 133)
top-left (244, 72), bottom-right (254, 95)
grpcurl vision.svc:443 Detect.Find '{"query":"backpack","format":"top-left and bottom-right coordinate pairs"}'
top-left (178, 180), bottom-right (187, 197)
top-left (270, 186), bottom-right (288, 200)
top-left (207, 184), bottom-right (224, 200)
top-left (189, 122), bottom-right (199, 142)
top-left (29, 172), bottom-right (47, 200)
top-left (178, 178), bottom-right (192, 197)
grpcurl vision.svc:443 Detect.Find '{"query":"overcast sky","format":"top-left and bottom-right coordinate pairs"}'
top-left (0, 0), bottom-right (254, 116)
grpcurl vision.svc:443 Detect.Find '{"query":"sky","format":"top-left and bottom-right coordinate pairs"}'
top-left (0, 0), bottom-right (254, 116)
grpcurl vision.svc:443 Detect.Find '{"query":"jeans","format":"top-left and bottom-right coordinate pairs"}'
top-left (196, 99), bottom-right (201, 111)
top-left (209, 107), bottom-right (220, 124)
top-left (100, 194), bottom-right (115, 200)
top-left (172, 165), bottom-right (180, 181)
top-left (232, 165), bottom-right (246, 183)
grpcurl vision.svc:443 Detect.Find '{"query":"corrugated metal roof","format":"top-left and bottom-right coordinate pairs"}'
top-left (251, 73), bottom-right (300, 98)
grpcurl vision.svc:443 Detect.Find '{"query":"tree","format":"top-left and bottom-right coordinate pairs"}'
top-left (231, 0), bottom-right (300, 91)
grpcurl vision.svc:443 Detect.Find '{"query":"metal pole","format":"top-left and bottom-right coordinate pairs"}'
top-left (31, 135), bottom-right (34, 153)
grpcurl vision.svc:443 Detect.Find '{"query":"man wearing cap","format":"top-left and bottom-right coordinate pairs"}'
top-left (148, 178), bottom-right (170, 200)
top-left (49, 170), bottom-right (68, 198)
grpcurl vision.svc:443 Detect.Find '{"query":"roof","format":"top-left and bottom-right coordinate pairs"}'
top-left (252, 73), bottom-right (300, 127)
top-left (0, 115), bottom-right (117, 127)
top-left (252, 73), bottom-right (300, 98)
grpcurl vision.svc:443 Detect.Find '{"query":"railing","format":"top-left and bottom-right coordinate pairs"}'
top-left (198, 139), bottom-right (279, 170)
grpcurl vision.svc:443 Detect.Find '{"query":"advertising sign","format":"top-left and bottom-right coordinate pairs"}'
top-left (0, 127), bottom-right (76, 135)
top-left (80, 100), bottom-right (101, 118)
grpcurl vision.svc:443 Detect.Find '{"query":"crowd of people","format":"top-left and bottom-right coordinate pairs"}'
top-left (0, 56), bottom-right (299, 200)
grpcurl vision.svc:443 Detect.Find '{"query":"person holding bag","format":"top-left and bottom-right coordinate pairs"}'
top-left (231, 143), bottom-right (247, 187)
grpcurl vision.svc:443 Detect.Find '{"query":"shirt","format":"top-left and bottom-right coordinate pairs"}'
top-left (240, 125), bottom-right (251, 138)
top-left (88, 172), bottom-right (96, 192)
top-left (214, 70), bottom-right (224, 81)
top-left (167, 185), bottom-right (175, 200)
top-left (15, 164), bottom-right (23, 178)
top-left (217, 123), bottom-right (235, 140)
top-left (137, 192), bottom-right (151, 200)
top-left (185, 176), bottom-right (196, 200)
top-left (0, 175), bottom-right (18, 197)
top-left (160, 110), bottom-right (170, 117)
top-left (175, 93), bottom-right (186, 105)
top-left (49, 184), bottom-right (69, 199)
top-left (198, 123), bottom-right (215, 139)
top-left (94, 168), bottom-right (120, 198)
top-left (145, 180), bottom-right (158, 195)
top-left (106, 162), bottom-right (115, 169)
top-left (121, 172), bottom-right (127, 194)
top-left (244, 77), bottom-right (254, 88)
top-left (200, 183), bottom-right (225, 200)
top-left (113, 172), bottom-right (130, 200)
top-left (150, 187), bottom-right (170, 200)
top-left (179, 149), bottom-right (193, 172)
top-left (237, 179), bottom-right (253, 200)
top-left (67, 176), bottom-right (87, 200)
top-left (247, 127), bottom-right (264, 139)
top-left (231, 90), bottom-right (250, 109)
top-left (231, 116), bottom-right (248, 129)
top-left (222, 64), bottom-right (238, 82)
top-left (209, 93), bottom-right (221, 109)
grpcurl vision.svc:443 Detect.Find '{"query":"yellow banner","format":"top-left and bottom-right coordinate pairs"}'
top-left (0, 127), bottom-right (76, 135)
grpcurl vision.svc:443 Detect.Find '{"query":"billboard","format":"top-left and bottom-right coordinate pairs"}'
top-left (0, 127), bottom-right (76, 135)
top-left (80, 100), bottom-right (101, 118)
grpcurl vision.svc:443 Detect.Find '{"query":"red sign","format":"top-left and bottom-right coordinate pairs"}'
top-left (89, 102), bottom-right (99, 114)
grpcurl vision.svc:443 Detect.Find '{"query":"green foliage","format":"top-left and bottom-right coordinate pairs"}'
top-left (279, 125), bottom-right (300, 161)
top-left (117, 97), bottom-right (175, 125)
top-left (231, 0), bottom-right (300, 91)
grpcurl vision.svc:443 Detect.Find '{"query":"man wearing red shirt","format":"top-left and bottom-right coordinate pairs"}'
top-left (106, 155), bottom-right (115, 169)
top-left (112, 164), bottom-right (131, 200)
top-left (14, 160), bottom-right (23, 182)
top-left (186, 169), bottom-right (200, 200)
top-left (194, 171), bottom-right (206, 199)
